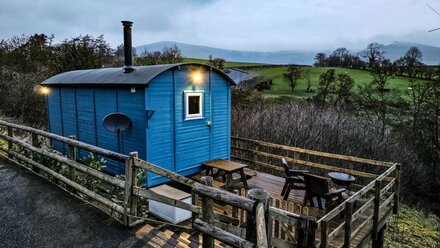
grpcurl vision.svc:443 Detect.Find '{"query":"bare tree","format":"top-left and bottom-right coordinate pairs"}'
top-left (283, 65), bottom-right (302, 93)
top-left (361, 42), bottom-right (385, 69)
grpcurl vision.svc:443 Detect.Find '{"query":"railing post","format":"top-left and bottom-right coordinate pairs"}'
top-left (123, 151), bottom-right (138, 227)
top-left (296, 215), bottom-right (317, 248)
top-left (393, 163), bottom-right (401, 214)
top-left (31, 133), bottom-right (40, 173)
top-left (343, 201), bottom-right (353, 248)
top-left (372, 223), bottom-right (386, 248)
top-left (246, 188), bottom-right (270, 246)
top-left (7, 126), bottom-right (13, 159)
top-left (68, 135), bottom-right (77, 181)
top-left (232, 189), bottom-right (239, 226)
top-left (320, 220), bottom-right (329, 248)
top-left (201, 176), bottom-right (214, 248)
top-left (372, 180), bottom-right (382, 241)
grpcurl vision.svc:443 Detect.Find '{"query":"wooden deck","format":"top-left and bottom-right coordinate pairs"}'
top-left (190, 168), bottom-right (394, 248)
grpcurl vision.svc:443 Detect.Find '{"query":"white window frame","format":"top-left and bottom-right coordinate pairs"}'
top-left (184, 91), bottom-right (204, 120)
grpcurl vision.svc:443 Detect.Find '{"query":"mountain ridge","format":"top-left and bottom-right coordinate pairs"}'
top-left (135, 41), bottom-right (440, 65)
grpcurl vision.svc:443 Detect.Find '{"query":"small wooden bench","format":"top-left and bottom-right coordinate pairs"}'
top-left (192, 173), bottom-right (226, 188)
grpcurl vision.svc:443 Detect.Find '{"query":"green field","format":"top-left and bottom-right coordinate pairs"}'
top-left (183, 57), bottom-right (266, 68)
top-left (249, 67), bottom-right (418, 98)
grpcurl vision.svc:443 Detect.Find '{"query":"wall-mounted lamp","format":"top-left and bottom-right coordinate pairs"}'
top-left (39, 86), bottom-right (51, 95)
top-left (145, 109), bottom-right (156, 127)
top-left (190, 69), bottom-right (203, 85)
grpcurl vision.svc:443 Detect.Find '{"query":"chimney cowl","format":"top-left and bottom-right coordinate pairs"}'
top-left (121, 21), bottom-right (135, 73)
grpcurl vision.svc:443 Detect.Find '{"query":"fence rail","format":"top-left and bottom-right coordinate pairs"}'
top-left (0, 120), bottom-right (399, 248)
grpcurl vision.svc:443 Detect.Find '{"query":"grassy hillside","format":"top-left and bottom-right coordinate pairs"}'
top-left (385, 204), bottom-right (440, 247)
top-left (249, 67), bottom-right (419, 98)
top-left (183, 57), bottom-right (266, 68)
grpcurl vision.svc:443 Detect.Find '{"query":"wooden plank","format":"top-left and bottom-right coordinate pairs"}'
top-left (269, 206), bottom-right (300, 226)
top-left (328, 221), bottom-right (345, 242)
top-left (0, 119), bottom-right (128, 161)
top-left (133, 187), bottom-right (201, 214)
top-left (204, 159), bottom-right (248, 172)
top-left (393, 163), bottom-right (401, 214)
top-left (124, 152), bottom-right (137, 226)
top-left (320, 220), bottom-right (329, 248)
top-left (372, 180), bottom-right (382, 240)
top-left (343, 201), bottom-right (353, 248)
top-left (351, 215), bottom-right (373, 240)
top-left (7, 126), bottom-right (13, 159)
top-left (255, 203), bottom-right (269, 248)
top-left (67, 135), bottom-right (77, 184)
top-left (351, 197), bottom-right (374, 223)
top-left (231, 137), bottom-right (394, 167)
top-left (201, 176), bottom-right (214, 248)
top-left (380, 178), bottom-right (395, 196)
top-left (0, 133), bottom-right (126, 188)
top-left (232, 146), bottom-right (382, 180)
top-left (193, 182), bottom-right (255, 213)
top-left (271, 237), bottom-right (297, 248)
top-left (6, 149), bottom-right (125, 214)
top-left (135, 158), bottom-right (195, 187)
top-left (193, 219), bottom-right (254, 248)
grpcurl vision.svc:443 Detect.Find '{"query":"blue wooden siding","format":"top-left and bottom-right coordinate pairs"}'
top-left (76, 88), bottom-right (97, 159)
top-left (146, 66), bottom-right (231, 187)
top-left (48, 87), bottom-right (146, 175)
top-left (174, 67), bottom-right (210, 174)
top-left (210, 72), bottom-right (230, 159)
top-left (60, 88), bottom-right (78, 153)
top-left (145, 71), bottom-right (176, 186)
top-left (47, 87), bottom-right (64, 153)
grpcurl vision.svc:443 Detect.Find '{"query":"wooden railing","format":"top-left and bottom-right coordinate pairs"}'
top-left (231, 136), bottom-right (400, 248)
top-left (0, 120), bottom-right (400, 248)
top-left (0, 120), bottom-right (270, 248)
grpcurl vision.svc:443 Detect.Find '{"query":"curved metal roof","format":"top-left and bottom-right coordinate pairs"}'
top-left (41, 63), bottom-right (235, 86)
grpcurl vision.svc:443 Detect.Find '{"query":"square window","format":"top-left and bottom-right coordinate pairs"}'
top-left (185, 92), bottom-right (203, 120)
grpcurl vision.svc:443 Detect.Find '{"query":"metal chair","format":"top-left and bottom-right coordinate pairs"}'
top-left (281, 158), bottom-right (308, 201)
top-left (303, 173), bottom-right (345, 212)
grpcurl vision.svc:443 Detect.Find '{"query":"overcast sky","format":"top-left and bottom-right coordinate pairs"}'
top-left (0, 0), bottom-right (439, 51)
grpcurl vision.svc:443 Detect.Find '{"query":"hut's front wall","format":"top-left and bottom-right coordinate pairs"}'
top-left (146, 66), bottom-right (231, 186)
top-left (47, 86), bottom-right (147, 174)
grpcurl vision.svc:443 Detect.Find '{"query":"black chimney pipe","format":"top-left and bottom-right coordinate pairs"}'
top-left (121, 21), bottom-right (134, 73)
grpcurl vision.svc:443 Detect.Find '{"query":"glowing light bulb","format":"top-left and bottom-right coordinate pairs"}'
top-left (191, 70), bottom-right (203, 84)
top-left (40, 86), bottom-right (50, 95)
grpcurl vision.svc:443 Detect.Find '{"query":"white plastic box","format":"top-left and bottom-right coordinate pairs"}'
top-left (148, 184), bottom-right (192, 224)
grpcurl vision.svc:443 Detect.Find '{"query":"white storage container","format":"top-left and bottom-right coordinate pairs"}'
top-left (148, 184), bottom-right (192, 224)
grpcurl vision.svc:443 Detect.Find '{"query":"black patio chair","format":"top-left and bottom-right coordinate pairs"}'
top-left (303, 173), bottom-right (345, 212)
top-left (281, 158), bottom-right (308, 201)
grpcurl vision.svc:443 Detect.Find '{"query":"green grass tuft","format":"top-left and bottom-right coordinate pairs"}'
top-left (385, 204), bottom-right (440, 248)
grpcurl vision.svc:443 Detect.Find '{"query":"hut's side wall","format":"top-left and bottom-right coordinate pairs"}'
top-left (47, 86), bottom-right (146, 174)
top-left (145, 71), bottom-right (176, 186)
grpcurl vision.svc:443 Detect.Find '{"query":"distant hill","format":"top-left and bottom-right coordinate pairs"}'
top-left (382, 42), bottom-right (440, 65)
top-left (135, 41), bottom-right (316, 65)
top-left (135, 41), bottom-right (440, 66)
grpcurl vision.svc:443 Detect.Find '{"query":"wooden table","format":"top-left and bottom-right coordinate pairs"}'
top-left (203, 159), bottom-right (249, 190)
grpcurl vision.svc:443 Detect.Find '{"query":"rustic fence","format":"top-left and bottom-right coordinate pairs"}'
top-left (0, 120), bottom-right (400, 248)
top-left (231, 136), bottom-right (400, 247)
top-left (0, 120), bottom-right (278, 247)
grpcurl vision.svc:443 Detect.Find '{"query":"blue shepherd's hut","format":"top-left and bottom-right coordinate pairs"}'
top-left (41, 21), bottom-right (234, 187)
